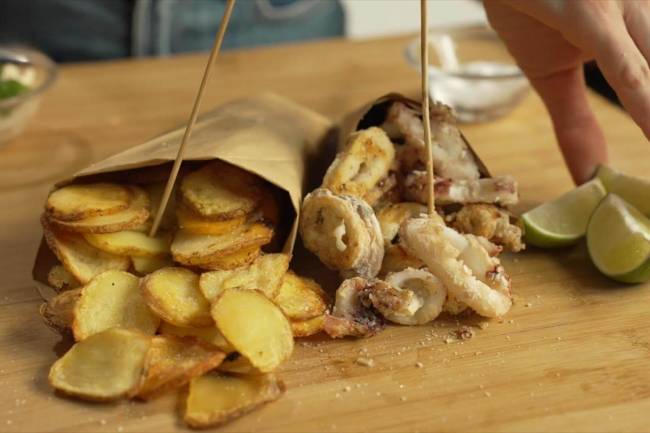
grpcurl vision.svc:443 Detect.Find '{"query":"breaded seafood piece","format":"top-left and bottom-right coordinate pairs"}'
top-left (300, 188), bottom-right (384, 279)
top-left (446, 203), bottom-right (524, 252)
top-left (403, 171), bottom-right (519, 207)
top-left (323, 277), bottom-right (385, 338)
top-left (322, 127), bottom-right (395, 202)
top-left (400, 216), bottom-right (512, 318)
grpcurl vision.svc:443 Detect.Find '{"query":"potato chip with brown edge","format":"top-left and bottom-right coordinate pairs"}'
top-left (176, 204), bottom-right (246, 236)
top-left (83, 230), bottom-right (171, 258)
top-left (217, 352), bottom-right (258, 375)
top-left (47, 264), bottom-right (81, 292)
top-left (131, 255), bottom-right (174, 275)
top-left (39, 289), bottom-right (81, 334)
top-left (290, 315), bottom-right (326, 338)
top-left (159, 322), bottom-right (232, 353)
top-left (48, 328), bottom-right (151, 402)
top-left (273, 272), bottom-right (328, 321)
top-left (171, 223), bottom-right (273, 266)
top-left (46, 182), bottom-right (131, 222)
top-left (180, 161), bottom-right (264, 220)
top-left (73, 270), bottom-right (160, 341)
top-left (46, 186), bottom-right (150, 234)
top-left (198, 245), bottom-right (261, 271)
top-left (184, 373), bottom-right (285, 429)
top-left (211, 289), bottom-right (293, 373)
top-left (199, 253), bottom-right (290, 302)
top-left (133, 335), bottom-right (226, 400)
top-left (141, 267), bottom-right (213, 327)
top-left (42, 218), bottom-right (130, 284)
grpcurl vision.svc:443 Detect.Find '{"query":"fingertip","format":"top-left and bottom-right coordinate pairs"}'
top-left (530, 67), bottom-right (608, 185)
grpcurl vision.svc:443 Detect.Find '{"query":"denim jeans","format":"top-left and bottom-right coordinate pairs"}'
top-left (0, 0), bottom-right (344, 62)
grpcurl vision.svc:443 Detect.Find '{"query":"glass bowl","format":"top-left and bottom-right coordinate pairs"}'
top-left (404, 25), bottom-right (530, 123)
top-left (0, 46), bottom-right (57, 147)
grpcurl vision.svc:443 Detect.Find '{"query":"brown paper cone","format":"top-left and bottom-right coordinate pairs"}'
top-left (33, 93), bottom-right (335, 298)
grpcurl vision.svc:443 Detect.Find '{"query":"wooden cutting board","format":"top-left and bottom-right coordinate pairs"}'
top-left (1, 35), bottom-right (649, 433)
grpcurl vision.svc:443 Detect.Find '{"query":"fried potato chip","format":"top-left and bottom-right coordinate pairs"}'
top-left (171, 223), bottom-right (273, 266)
top-left (131, 255), bottom-right (174, 275)
top-left (83, 230), bottom-right (171, 257)
top-left (322, 127), bottom-right (395, 199)
top-left (159, 322), bottom-right (232, 352)
top-left (376, 202), bottom-right (427, 247)
top-left (42, 219), bottom-right (130, 284)
top-left (142, 267), bottom-right (212, 327)
top-left (47, 186), bottom-right (150, 234)
top-left (184, 373), bottom-right (285, 429)
top-left (39, 289), bottom-right (81, 334)
top-left (176, 204), bottom-right (246, 235)
top-left (46, 183), bottom-right (131, 222)
top-left (198, 245), bottom-right (261, 271)
top-left (211, 289), bottom-right (293, 373)
top-left (217, 352), bottom-right (257, 374)
top-left (180, 161), bottom-right (263, 220)
top-left (47, 264), bottom-right (80, 292)
top-left (48, 328), bottom-right (150, 402)
top-left (199, 253), bottom-right (290, 302)
top-left (290, 315), bottom-right (325, 337)
top-left (379, 244), bottom-right (425, 277)
top-left (133, 335), bottom-right (226, 400)
top-left (73, 270), bottom-right (160, 341)
top-left (274, 272), bottom-right (328, 321)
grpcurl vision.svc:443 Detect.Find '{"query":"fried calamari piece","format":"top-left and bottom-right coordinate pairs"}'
top-left (381, 101), bottom-right (481, 180)
top-left (300, 188), bottom-right (384, 279)
top-left (322, 127), bottom-right (395, 202)
top-left (377, 268), bottom-right (447, 325)
top-left (323, 277), bottom-right (385, 338)
top-left (376, 202), bottom-right (427, 247)
top-left (403, 171), bottom-right (519, 207)
top-left (446, 203), bottom-right (524, 252)
top-left (400, 216), bottom-right (512, 318)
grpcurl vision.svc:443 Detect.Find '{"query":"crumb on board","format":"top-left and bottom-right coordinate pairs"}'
top-left (355, 357), bottom-right (375, 367)
top-left (445, 326), bottom-right (475, 344)
top-left (415, 362), bottom-right (423, 368)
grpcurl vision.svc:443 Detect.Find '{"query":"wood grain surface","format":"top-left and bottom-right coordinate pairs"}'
top-left (1, 35), bottom-right (649, 433)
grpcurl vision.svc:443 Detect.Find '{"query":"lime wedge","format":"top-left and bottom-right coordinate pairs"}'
top-left (596, 165), bottom-right (650, 216)
top-left (587, 194), bottom-right (650, 283)
top-left (522, 178), bottom-right (606, 248)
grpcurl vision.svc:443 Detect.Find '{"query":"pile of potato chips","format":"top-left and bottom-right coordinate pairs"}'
top-left (39, 161), bottom-right (328, 428)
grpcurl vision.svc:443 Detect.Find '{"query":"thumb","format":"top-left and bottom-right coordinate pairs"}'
top-left (530, 66), bottom-right (608, 184)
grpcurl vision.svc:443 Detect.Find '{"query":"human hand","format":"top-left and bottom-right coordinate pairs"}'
top-left (484, 0), bottom-right (650, 184)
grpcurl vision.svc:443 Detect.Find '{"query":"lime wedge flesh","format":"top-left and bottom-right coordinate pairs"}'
top-left (587, 194), bottom-right (650, 283)
top-left (596, 165), bottom-right (650, 216)
top-left (522, 178), bottom-right (606, 248)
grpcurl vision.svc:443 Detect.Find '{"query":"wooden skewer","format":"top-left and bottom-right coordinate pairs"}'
top-left (149, 0), bottom-right (236, 237)
top-left (420, 0), bottom-right (435, 216)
